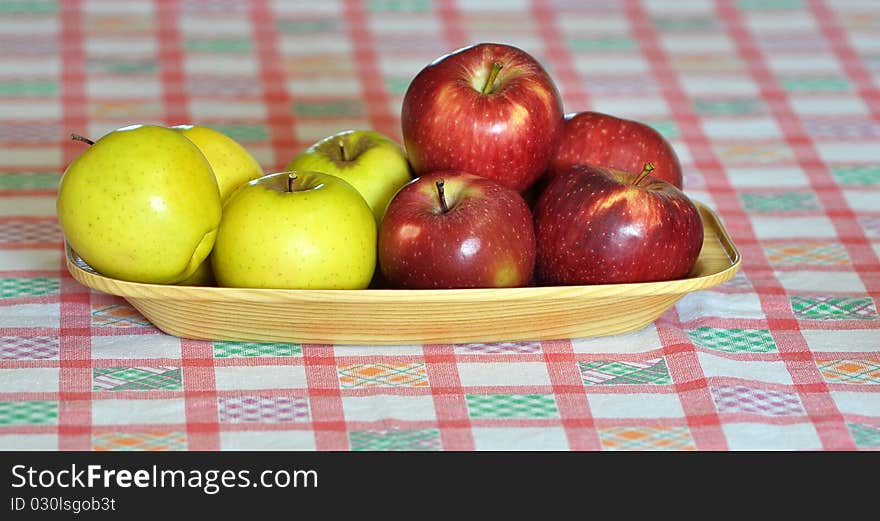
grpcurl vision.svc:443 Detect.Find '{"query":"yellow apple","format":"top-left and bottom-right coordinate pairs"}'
top-left (285, 129), bottom-right (412, 222)
top-left (57, 124), bottom-right (222, 284)
top-left (211, 171), bottom-right (376, 289)
top-left (172, 124), bottom-right (263, 202)
top-left (176, 258), bottom-right (215, 286)
top-left (171, 125), bottom-right (264, 286)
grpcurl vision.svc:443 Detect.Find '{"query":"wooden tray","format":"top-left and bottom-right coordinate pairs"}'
top-left (65, 202), bottom-right (740, 345)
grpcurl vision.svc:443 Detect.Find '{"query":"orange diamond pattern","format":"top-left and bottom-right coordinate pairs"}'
top-left (93, 432), bottom-right (186, 451)
top-left (818, 360), bottom-right (880, 384)
top-left (337, 363), bottom-right (429, 388)
top-left (598, 426), bottom-right (696, 450)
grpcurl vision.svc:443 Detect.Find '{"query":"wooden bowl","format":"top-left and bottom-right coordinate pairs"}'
top-left (65, 202), bottom-right (740, 345)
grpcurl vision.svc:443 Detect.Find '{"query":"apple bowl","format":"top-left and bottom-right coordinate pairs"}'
top-left (64, 202), bottom-right (740, 345)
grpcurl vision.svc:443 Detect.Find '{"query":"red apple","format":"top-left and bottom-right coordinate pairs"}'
top-left (379, 170), bottom-right (536, 289)
top-left (534, 163), bottom-right (703, 285)
top-left (401, 42), bottom-right (564, 193)
top-left (551, 111), bottom-right (683, 189)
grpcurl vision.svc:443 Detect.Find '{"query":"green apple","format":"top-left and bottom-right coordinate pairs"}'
top-left (57, 124), bottom-right (222, 284)
top-left (211, 171), bottom-right (377, 289)
top-left (285, 129), bottom-right (412, 222)
top-left (171, 124), bottom-right (264, 202)
top-left (171, 125), bottom-right (263, 286)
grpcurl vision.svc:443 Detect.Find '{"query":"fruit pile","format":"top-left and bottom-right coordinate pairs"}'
top-left (57, 42), bottom-right (703, 291)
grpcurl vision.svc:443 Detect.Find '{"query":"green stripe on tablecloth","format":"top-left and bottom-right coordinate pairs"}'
top-left (0, 401), bottom-right (58, 425)
top-left (92, 367), bottom-right (183, 391)
top-left (831, 166), bottom-right (880, 186)
top-left (206, 124), bottom-right (269, 142)
top-left (100, 60), bottom-right (158, 75)
top-left (849, 423), bottom-right (880, 448)
top-left (386, 77), bottom-right (411, 95)
top-left (213, 341), bottom-right (302, 358)
top-left (790, 296), bottom-right (878, 320)
top-left (184, 38), bottom-right (253, 53)
top-left (568, 37), bottom-right (636, 51)
top-left (367, 0), bottom-right (431, 12)
top-left (349, 429), bottom-right (441, 451)
top-left (0, 0), bottom-right (56, 13)
top-left (276, 19), bottom-right (339, 33)
top-left (693, 97), bottom-right (765, 116)
top-left (0, 172), bottom-right (60, 190)
top-left (0, 277), bottom-right (60, 299)
top-left (780, 76), bottom-right (852, 92)
top-left (653, 16), bottom-right (718, 31)
top-left (737, 0), bottom-right (802, 9)
top-left (293, 100), bottom-right (365, 118)
top-left (465, 394), bottom-right (559, 419)
top-left (740, 192), bottom-right (821, 212)
top-left (579, 359), bottom-right (673, 385)
top-left (645, 120), bottom-right (679, 140)
top-left (687, 327), bottom-right (778, 353)
top-left (0, 81), bottom-right (57, 96)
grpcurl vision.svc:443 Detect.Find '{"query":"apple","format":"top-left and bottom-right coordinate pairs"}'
top-left (401, 42), bottom-right (564, 193)
top-left (172, 124), bottom-right (264, 203)
top-left (533, 163), bottom-right (703, 285)
top-left (378, 170), bottom-right (535, 289)
top-left (57, 124), bottom-right (221, 284)
top-left (211, 171), bottom-right (376, 289)
top-left (171, 124), bottom-right (264, 286)
top-left (551, 111), bottom-right (683, 189)
top-left (176, 258), bottom-right (215, 286)
top-left (285, 129), bottom-right (412, 222)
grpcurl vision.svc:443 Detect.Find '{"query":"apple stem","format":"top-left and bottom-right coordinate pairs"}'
top-left (436, 179), bottom-right (449, 213)
top-left (633, 162), bottom-right (655, 186)
top-left (481, 62), bottom-right (503, 95)
top-left (338, 139), bottom-right (347, 162)
top-left (70, 133), bottom-right (94, 146)
top-left (287, 173), bottom-right (297, 193)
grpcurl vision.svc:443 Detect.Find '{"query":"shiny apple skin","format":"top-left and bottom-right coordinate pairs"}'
top-left (551, 111), bottom-right (683, 189)
top-left (401, 42), bottom-right (564, 193)
top-left (379, 170), bottom-right (536, 289)
top-left (534, 164), bottom-right (703, 285)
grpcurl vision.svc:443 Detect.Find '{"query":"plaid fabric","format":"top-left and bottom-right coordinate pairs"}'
top-left (0, 0), bottom-right (878, 451)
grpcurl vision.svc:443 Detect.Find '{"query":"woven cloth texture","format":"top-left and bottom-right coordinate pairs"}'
top-left (0, 0), bottom-right (878, 451)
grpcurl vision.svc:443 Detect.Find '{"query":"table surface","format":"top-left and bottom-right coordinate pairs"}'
top-left (1, 0), bottom-right (878, 451)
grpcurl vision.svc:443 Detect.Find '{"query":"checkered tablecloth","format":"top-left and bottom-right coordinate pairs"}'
top-left (0, 0), bottom-right (878, 451)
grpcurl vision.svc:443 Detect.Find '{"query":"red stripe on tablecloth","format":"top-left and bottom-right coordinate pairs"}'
top-left (809, 0), bottom-right (880, 122)
top-left (250, 0), bottom-right (299, 171)
top-left (302, 345), bottom-right (349, 450)
top-left (429, 8), bottom-right (560, 447)
top-left (621, 0), bottom-right (736, 450)
top-left (155, 0), bottom-right (188, 124)
top-left (541, 340), bottom-right (601, 450)
top-left (423, 345), bottom-right (475, 450)
top-left (57, 0), bottom-right (92, 451)
top-left (180, 340), bottom-right (220, 450)
top-left (719, 3), bottom-right (880, 277)
top-left (342, 0), bottom-right (400, 141)
top-left (530, 0), bottom-right (592, 112)
top-left (436, 0), bottom-right (468, 49)
top-left (153, 0), bottom-right (220, 451)
top-left (715, 0), bottom-right (860, 450)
